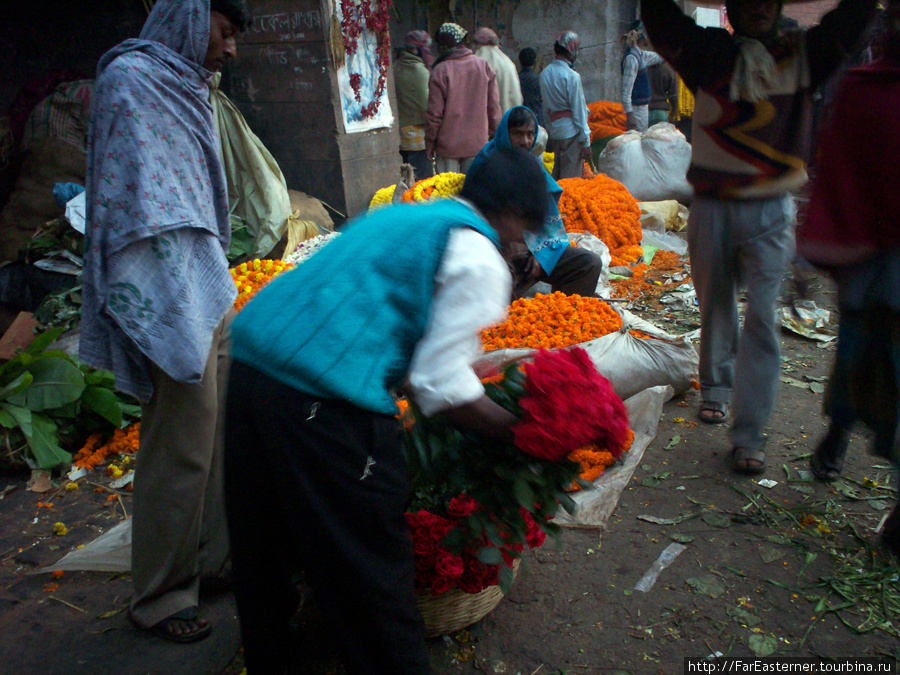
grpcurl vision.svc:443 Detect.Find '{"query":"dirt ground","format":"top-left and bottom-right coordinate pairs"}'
top-left (1, 267), bottom-right (898, 675)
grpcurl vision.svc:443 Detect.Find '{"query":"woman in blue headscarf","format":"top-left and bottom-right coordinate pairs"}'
top-left (468, 105), bottom-right (603, 297)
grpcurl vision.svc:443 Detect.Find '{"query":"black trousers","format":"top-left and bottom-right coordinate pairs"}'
top-left (512, 245), bottom-right (604, 299)
top-left (224, 362), bottom-right (430, 675)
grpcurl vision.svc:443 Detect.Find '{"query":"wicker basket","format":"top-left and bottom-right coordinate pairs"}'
top-left (416, 560), bottom-right (519, 638)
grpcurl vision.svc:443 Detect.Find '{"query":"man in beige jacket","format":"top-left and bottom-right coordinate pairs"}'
top-left (473, 27), bottom-right (523, 114)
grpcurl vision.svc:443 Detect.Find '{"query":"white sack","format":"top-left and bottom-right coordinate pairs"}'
top-left (596, 123), bottom-right (693, 203)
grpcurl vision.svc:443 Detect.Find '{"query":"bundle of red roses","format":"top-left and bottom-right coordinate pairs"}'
top-left (515, 347), bottom-right (631, 462)
top-left (403, 346), bottom-right (629, 596)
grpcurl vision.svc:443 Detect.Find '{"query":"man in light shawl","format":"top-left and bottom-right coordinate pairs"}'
top-left (641, 0), bottom-right (876, 474)
top-left (469, 106), bottom-right (602, 298)
top-left (80, 0), bottom-right (251, 642)
top-left (473, 27), bottom-right (524, 114)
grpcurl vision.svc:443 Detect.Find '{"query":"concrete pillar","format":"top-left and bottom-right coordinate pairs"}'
top-left (227, 0), bottom-right (400, 220)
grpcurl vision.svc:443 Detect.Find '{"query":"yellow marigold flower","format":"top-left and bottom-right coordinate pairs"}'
top-left (230, 259), bottom-right (295, 312)
top-left (400, 173), bottom-right (466, 203)
top-left (65, 482), bottom-right (79, 492)
top-left (368, 185), bottom-right (396, 211)
top-left (52, 522), bottom-right (68, 536)
top-left (108, 465), bottom-right (123, 479)
top-left (543, 152), bottom-right (554, 175)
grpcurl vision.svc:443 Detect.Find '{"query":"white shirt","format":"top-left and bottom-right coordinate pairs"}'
top-left (407, 227), bottom-right (511, 416)
top-left (539, 58), bottom-right (591, 146)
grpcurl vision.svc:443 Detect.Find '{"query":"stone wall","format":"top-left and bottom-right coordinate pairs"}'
top-left (389, 0), bottom-right (638, 105)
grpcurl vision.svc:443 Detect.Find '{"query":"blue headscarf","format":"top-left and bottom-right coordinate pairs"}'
top-left (469, 106), bottom-right (568, 274)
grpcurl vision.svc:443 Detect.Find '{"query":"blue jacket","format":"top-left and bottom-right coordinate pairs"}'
top-left (469, 106), bottom-right (568, 274)
top-left (231, 200), bottom-right (501, 415)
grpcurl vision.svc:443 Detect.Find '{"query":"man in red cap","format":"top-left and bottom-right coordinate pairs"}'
top-left (539, 31), bottom-right (591, 180)
top-left (426, 22), bottom-right (502, 174)
top-left (395, 29), bottom-right (434, 180)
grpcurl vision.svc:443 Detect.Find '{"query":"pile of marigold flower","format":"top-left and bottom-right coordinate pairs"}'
top-left (481, 292), bottom-right (623, 351)
top-left (558, 174), bottom-right (643, 266)
top-left (587, 101), bottom-right (627, 143)
top-left (368, 184), bottom-right (396, 210)
top-left (609, 250), bottom-right (688, 301)
top-left (567, 428), bottom-right (635, 491)
top-left (73, 423), bottom-right (141, 471)
top-left (400, 172), bottom-right (466, 203)
top-left (230, 259), bottom-right (294, 312)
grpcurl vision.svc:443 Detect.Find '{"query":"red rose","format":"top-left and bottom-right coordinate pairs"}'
top-left (431, 575), bottom-right (453, 595)
top-left (435, 552), bottom-right (465, 579)
top-left (514, 348), bottom-right (630, 461)
top-left (447, 494), bottom-right (478, 518)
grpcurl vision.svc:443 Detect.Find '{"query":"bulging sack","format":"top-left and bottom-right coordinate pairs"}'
top-left (596, 123), bottom-right (693, 203)
top-left (474, 310), bottom-right (697, 402)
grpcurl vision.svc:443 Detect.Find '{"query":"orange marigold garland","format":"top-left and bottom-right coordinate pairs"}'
top-left (567, 429), bottom-right (635, 491)
top-left (587, 101), bottom-right (627, 143)
top-left (73, 423), bottom-right (141, 471)
top-left (557, 175), bottom-right (643, 266)
top-left (481, 292), bottom-right (623, 351)
top-left (230, 259), bottom-right (294, 312)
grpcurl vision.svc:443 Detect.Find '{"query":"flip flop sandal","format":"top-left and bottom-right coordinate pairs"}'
top-left (698, 401), bottom-right (729, 425)
top-left (149, 606), bottom-right (212, 644)
top-left (810, 431), bottom-right (849, 482)
top-left (731, 447), bottom-right (766, 475)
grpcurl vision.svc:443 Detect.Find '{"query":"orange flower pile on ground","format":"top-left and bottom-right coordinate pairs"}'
top-left (557, 175), bottom-right (643, 266)
top-left (73, 423), bottom-right (141, 471)
top-left (587, 101), bottom-right (627, 143)
top-left (230, 259), bottom-right (294, 312)
top-left (481, 292), bottom-right (623, 351)
top-left (610, 250), bottom-right (686, 301)
top-left (567, 428), bottom-right (635, 491)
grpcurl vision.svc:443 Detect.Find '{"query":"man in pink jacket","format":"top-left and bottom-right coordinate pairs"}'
top-left (426, 22), bottom-right (502, 174)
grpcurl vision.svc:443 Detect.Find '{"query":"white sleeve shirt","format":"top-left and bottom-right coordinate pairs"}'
top-left (406, 227), bottom-right (511, 417)
top-left (539, 59), bottom-right (591, 147)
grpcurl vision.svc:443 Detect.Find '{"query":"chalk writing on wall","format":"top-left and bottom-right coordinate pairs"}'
top-left (251, 10), bottom-right (323, 41)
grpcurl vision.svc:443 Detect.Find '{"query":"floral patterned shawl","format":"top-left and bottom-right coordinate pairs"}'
top-left (80, 0), bottom-right (236, 402)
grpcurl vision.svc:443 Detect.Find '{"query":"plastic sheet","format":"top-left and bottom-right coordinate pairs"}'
top-left (38, 518), bottom-right (132, 573)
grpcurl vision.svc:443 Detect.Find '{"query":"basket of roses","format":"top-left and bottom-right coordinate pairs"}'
top-left (401, 347), bottom-right (631, 637)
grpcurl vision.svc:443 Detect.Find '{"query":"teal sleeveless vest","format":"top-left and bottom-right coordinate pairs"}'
top-left (231, 200), bottom-right (501, 415)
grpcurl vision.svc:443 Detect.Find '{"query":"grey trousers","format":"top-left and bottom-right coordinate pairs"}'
top-left (435, 155), bottom-right (474, 174)
top-left (129, 310), bottom-right (233, 628)
top-left (627, 105), bottom-right (650, 133)
top-left (550, 135), bottom-right (585, 180)
top-left (687, 195), bottom-right (793, 451)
